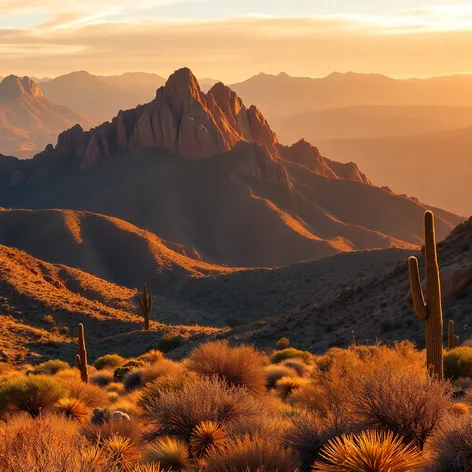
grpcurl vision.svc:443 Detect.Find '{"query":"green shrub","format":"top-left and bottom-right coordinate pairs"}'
top-left (270, 348), bottom-right (313, 365)
top-left (444, 347), bottom-right (472, 379)
top-left (94, 354), bottom-right (126, 371)
top-left (0, 375), bottom-right (66, 417)
top-left (33, 360), bottom-right (70, 375)
top-left (156, 334), bottom-right (183, 353)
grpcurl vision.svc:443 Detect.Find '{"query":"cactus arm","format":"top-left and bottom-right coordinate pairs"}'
top-left (408, 256), bottom-right (428, 320)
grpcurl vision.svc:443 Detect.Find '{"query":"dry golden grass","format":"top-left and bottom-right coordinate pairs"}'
top-left (313, 430), bottom-right (424, 472)
top-left (143, 436), bottom-right (189, 471)
top-left (57, 377), bottom-right (109, 408)
top-left (54, 398), bottom-right (90, 423)
top-left (187, 340), bottom-right (267, 394)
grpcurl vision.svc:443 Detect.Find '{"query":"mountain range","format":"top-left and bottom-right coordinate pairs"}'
top-left (0, 75), bottom-right (93, 158)
top-left (0, 67), bottom-right (469, 363)
top-left (0, 68), bottom-right (462, 268)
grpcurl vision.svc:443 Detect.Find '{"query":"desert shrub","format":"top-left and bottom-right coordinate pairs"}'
top-left (112, 399), bottom-right (139, 417)
top-left (312, 430), bottom-right (424, 472)
top-left (33, 360), bottom-right (70, 375)
top-left (54, 398), bottom-right (90, 423)
top-left (0, 375), bottom-right (66, 417)
top-left (190, 421), bottom-right (227, 458)
top-left (445, 347), bottom-right (472, 379)
top-left (114, 360), bottom-right (146, 380)
top-left (270, 348), bottom-right (312, 365)
top-left (138, 371), bottom-right (198, 406)
top-left (349, 363), bottom-right (451, 450)
top-left (157, 334), bottom-right (183, 353)
top-left (90, 370), bottom-right (115, 386)
top-left (138, 350), bottom-right (164, 364)
top-left (123, 370), bottom-right (143, 392)
top-left (0, 415), bottom-right (119, 472)
top-left (107, 382), bottom-right (124, 393)
top-left (187, 340), bottom-right (267, 394)
top-left (94, 354), bottom-right (126, 371)
top-left (276, 376), bottom-right (309, 401)
top-left (429, 415), bottom-right (472, 472)
top-left (283, 358), bottom-right (309, 377)
top-left (81, 417), bottom-right (142, 443)
top-left (144, 436), bottom-right (189, 470)
top-left (276, 337), bottom-right (290, 349)
top-left (225, 414), bottom-right (286, 441)
top-left (204, 434), bottom-right (300, 472)
top-left (103, 435), bottom-right (140, 469)
top-left (58, 377), bottom-right (108, 408)
top-left (265, 364), bottom-right (297, 390)
top-left (141, 376), bottom-right (263, 441)
top-left (283, 412), bottom-right (349, 472)
top-left (140, 359), bottom-right (183, 384)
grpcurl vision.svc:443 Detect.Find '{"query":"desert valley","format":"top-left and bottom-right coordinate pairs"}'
top-left (0, 1), bottom-right (472, 470)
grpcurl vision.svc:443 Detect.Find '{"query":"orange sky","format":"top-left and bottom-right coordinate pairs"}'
top-left (3, 2), bottom-right (472, 81)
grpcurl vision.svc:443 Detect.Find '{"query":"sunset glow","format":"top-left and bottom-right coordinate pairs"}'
top-left (1, 1), bottom-right (472, 80)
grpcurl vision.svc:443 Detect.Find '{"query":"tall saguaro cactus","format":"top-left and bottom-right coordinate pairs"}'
top-left (76, 323), bottom-right (89, 383)
top-left (408, 210), bottom-right (444, 380)
top-left (139, 283), bottom-right (152, 331)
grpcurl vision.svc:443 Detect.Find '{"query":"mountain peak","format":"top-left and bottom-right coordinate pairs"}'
top-left (163, 67), bottom-right (202, 101)
top-left (0, 75), bottom-right (43, 99)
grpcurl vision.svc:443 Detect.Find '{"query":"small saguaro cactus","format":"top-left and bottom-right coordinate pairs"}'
top-left (448, 320), bottom-right (458, 350)
top-left (76, 323), bottom-right (89, 383)
top-left (139, 283), bottom-right (152, 331)
top-left (408, 210), bottom-right (444, 380)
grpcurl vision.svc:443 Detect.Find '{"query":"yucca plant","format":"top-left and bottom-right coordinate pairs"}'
top-left (144, 436), bottom-right (189, 471)
top-left (190, 421), bottom-right (227, 458)
top-left (312, 430), bottom-right (424, 472)
top-left (103, 435), bottom-right (140, 470)
top-left (54, 397), bottom-right (90, 423)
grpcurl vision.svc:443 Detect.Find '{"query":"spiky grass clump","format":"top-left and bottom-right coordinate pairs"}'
top-left (0, 375), bottom-right (66, 417)
top-left (142, 377), bottom-right (262, 441)
top-left (33, 360), bottom-right (70, 375)
top-left (276, 376), bottom-right (309, 401)
top-left (90, 370), bottom-right (115, 387)
top-left (138, 371), bottom-right (198, 407)
top-left (144, 436), bottom-right (189, 471)
top-left (103, 435), bottom-right (140, 469)
top-left (94, 354), bottom-right (126, 371)
top-left (265, 365), bottom-right (297, 390)
top-left (132, 465), bottom-right (165, 472)
top-left (312, 430), bottom-right (424, 472)
top-left (450, 402), bottom-right (470, 417)
top-left (138, 350), bottom-right (164, 364)
top-left (282, 359), bottom-right (309, 377)
top-left (270, 348), bottom-right (313, 366)
top-left (55, 398), bottom-right (90, 423)
top-left (429, 415), bottom-right (472, 471)
top-left (204, 434), bottom-right (300, 472)
top-left (187, 340), bottom-right (267, 394)
top-left (57, 377), bottom-right (108, 408)
top-left (190, 421), bottom-right (227, 458)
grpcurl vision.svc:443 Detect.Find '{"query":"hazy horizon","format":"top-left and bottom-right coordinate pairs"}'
top-left (4, 1), bottom-right (472, 81)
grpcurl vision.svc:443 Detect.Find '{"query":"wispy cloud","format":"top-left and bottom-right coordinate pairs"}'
top-left (2, 2), bottom-right (472, 80)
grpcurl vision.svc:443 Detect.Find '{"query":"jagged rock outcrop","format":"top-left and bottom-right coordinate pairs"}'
top-left (0, 75), bottom-right (43, 101)
top-left (27, 67), bottom-right (370, 185)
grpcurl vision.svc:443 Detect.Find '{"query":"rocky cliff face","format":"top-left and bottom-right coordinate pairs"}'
top-left (26, 67), bottom-right (371, 186)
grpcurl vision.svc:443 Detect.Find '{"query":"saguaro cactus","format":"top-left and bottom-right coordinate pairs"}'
top-left (76, 323), bottom-right (89, 382)
top-left (408, 210), bottom-right (444, 380)
top-left (448, 320), bottom-right (457, 350)
top-left (139, 283), bottom-right (152, 331)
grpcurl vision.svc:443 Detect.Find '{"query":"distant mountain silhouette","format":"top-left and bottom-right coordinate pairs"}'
top-left (231, 71), bottom-right (472, 120)
top-left (39, 71), bottom-right (166, 121)
top-left (0, 68), bottom-right (462, 267)
top-left (318, 126), bottom-right (472, 216)
top-left (0, 75), bottom-right (93, 158)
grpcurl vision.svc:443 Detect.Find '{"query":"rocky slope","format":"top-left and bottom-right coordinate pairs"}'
top-left (232, 217), bottom-right (472, 352)
top-left (0, 76), bottom-right (93, 157)
top-left (0, 68), bottom-right (463, 267)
